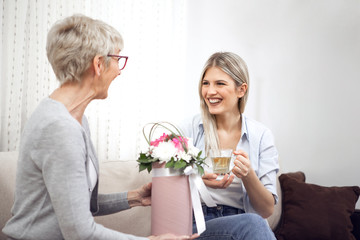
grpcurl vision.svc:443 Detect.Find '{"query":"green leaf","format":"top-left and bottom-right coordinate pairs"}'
top-left (197, 165), bottom-right (204, 176)
top-left (137, 158), bottom-right (149, 163)
top-left (147, 164), bottom-right (152, 173)
top-left (165, 158), bottom-right (175, 168)
top-left (139, 164), bottom-right (149, 172)
top-left (137, 157), bottom-right (158, 164)
top-left (174, 160), bottom-right (187, 169)
top-left (140, 153), bottom-right (150, 159)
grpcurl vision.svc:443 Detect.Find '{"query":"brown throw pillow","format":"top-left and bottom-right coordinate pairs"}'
top-left (281, 171), bottom-right (306, 182)
top-left (275, 173), bottom-right (360, 240)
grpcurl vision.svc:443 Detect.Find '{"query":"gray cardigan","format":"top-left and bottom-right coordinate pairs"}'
top-left (3, 98), bottom-right (148, 240)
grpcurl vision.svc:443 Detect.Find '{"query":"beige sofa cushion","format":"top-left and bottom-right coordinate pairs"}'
top-left (95, 160), bottom-right (152, 237)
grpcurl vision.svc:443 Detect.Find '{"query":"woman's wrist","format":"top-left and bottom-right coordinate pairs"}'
top-left (240, 168), bottom-right (256, 184)
top-left (127, 190), bottom-right (142, 208)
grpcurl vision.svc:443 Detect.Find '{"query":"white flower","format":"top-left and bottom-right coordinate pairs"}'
top-left (186, 138), bottom-right (200, 157)
top-left (177, 151), bottom-right (192, 162)
top-left (151, 141), bottom-right (177, 163)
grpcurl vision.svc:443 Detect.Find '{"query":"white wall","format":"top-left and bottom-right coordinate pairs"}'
top-left (185, 0), bottom-right (360, 208)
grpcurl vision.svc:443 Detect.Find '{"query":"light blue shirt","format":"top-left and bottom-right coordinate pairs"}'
top-left (180, 114), bottom-right (279, 214)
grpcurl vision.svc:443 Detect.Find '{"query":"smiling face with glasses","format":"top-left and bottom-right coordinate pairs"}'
top-left (107, 54), bottom-right (128, 70)
top-left (91, 53), bottom-right (129, 99)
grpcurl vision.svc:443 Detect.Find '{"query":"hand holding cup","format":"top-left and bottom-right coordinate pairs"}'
top-left (232, 149), bottom-right (251, 178)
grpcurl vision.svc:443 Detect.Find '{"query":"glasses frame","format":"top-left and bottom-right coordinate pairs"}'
top-left (107, 54), bottom-right (128, 70)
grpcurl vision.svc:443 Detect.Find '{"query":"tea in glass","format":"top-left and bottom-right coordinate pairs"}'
top-left (210, 149), bottom-right (233, 174)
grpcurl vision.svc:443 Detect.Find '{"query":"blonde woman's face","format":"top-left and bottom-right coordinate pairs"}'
top-left (201, 67), bottom-right (244, 116)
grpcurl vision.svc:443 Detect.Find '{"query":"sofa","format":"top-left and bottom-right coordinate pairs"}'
top-left (1, 151), bottom-right (359, 240)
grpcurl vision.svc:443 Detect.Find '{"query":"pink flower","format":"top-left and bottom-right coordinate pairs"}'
top-left (172, 136), bottom-right (188, 151)
top-left (150, 133), bottom-right (168, 147)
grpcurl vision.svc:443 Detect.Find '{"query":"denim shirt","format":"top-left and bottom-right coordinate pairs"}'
top-left (180, 114), bottom-right (279, 213)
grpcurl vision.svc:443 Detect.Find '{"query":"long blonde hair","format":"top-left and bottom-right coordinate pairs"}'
top-left (199, 52), bottom-right (249, 154)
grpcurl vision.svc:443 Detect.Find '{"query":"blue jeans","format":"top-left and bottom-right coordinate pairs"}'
top-left (193, 205), bottom-right (276, 240)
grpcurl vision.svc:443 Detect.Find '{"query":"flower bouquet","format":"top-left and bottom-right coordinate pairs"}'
top-left (137, 122), bottom-right (209, 235)
top-left (137, 122), bottom-right (205, 175)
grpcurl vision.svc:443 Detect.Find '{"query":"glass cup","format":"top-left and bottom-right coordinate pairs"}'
top-left (210, 149), bottom-right (233, 175)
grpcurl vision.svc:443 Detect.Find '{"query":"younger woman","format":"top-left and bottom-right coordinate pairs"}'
top-left (182, 52), bottom-right (279, 240)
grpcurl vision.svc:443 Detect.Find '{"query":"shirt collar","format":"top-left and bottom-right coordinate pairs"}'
top-left (198, 114), bottom-right (248, 139)
top-left (241, 114), bottom-right (248, 140)
top-left (198, 117), bottom-right (204, 132)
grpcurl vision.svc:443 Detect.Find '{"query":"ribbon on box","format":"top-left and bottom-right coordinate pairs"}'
top-left (184, 166), bottom-right (216, 235)
top-left (152, 166), bottom-right (216, 235)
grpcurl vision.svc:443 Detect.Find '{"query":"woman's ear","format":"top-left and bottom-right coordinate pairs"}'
top-left (92, 55), bottom-right (103, 76)
top-left (237, 83), bottom-right (248, 98)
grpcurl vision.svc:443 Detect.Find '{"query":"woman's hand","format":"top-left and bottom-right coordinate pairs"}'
top-left (232, 150), bottom-right (251, 179)
top-left (202, 172), bottom-right (234, 189)
top-left (148, 233), bottom-right (199, 240)
top-left (127, 182), bottom-right (152, 208)
top-left (231, 149), bottom-right (275, 218)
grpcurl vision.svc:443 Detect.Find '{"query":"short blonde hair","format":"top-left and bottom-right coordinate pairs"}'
top-left (46, 14), bottom-right (124, 85)
top-left (198, 52), bottom-right (250, 154)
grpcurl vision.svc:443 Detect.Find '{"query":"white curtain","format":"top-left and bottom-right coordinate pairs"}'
top-left (0, 0), bottom-right (188, 162)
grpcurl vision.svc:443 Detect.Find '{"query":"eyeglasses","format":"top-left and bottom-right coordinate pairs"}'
top-left (107, 54), bottom-right (128, 70)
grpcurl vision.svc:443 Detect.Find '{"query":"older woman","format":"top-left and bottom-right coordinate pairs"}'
top-left (2, 14), bottom-right (195, 240)
top-left (181, 52), bottom-right (279, 239)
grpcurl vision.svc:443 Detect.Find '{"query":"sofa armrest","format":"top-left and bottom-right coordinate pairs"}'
top-left (267, 172), bottom-right (282, 231)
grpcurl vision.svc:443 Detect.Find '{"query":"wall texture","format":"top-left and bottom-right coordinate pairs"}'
top-left (185, 0), bottom-right (360, 208)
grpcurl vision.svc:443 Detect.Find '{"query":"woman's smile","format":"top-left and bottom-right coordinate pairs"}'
top-left (208, 98), bottom-right (222, 104)
top-left (202, 67), bottom-right (241, 116)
